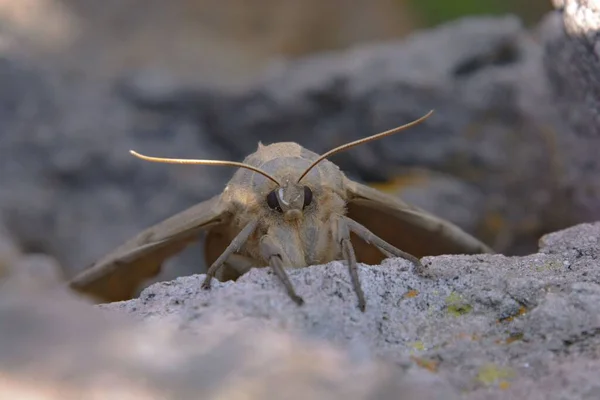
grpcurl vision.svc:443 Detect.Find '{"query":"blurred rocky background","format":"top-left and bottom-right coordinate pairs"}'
top-left (0, 0), bottom-right (552, 87)
top-left (2, 0), bottom-right (600, 397)
top-left (0, 0), bottom-right (560, 283)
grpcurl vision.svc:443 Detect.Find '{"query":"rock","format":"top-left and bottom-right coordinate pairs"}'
top-left (0, 217), bottom-right (67, 291)
top-left (541, 0), bottom-right (600, 224)
top-left (4, 254), bottom-right (66, 291)
top-left (539, 221), bottom-right (600, 255)
top-left (0, 55), bottom-right (232, 286)
top-left (0, 220), bottom-right (21, 279)
top-left (98, 222), bottom-right (600, 398)
top-left (0, 259), bottom-right (453, 400)
top-left (1, 221), bottom-right (600, 398)
top-left (543, 0), bottom-right (600, 138)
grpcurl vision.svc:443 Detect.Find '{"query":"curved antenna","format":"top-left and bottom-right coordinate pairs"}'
top-left (297, 110), bottom-right (434, 183)
top-left (129, 150), bottom-right (281, 185)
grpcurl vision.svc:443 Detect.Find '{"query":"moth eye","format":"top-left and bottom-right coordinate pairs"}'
top-left (266, 190), bottom-right (283, 212)
top-left (303, 186), bottom-right (313, 209)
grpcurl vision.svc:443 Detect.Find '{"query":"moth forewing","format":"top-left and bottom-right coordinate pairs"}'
top-left (343, 178), bottom-right (494, 265)
top-left (69, 194), bottom-right (232, 302)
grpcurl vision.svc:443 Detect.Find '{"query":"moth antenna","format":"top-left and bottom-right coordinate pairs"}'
top-left (129, 150), bottom-right (281, 185)
top-left (297, 109), bottom-right (434, 183)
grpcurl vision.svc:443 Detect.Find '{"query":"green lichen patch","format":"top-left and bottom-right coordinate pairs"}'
top-left (445, 291), bottom-right (473, 317)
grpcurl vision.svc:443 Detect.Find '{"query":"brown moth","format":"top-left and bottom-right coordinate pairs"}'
top-left (69, 110), bottom-right (493, 310)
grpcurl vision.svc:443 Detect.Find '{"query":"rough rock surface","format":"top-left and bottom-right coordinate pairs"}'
top-left (2, 214), bottom-right (600, 398)
top-left (0, 287), bottom-right (450, 400)
top-left (0, 221), bottom-right (456, 400)
top-left (100, 221), bottom-right (600, 399)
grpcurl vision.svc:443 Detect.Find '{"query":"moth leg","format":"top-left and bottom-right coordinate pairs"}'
top-left (260, 235), bottom-right (304, 306)
top-left (342, 216), bottom-right (422, 267)
top-left (201, 220), bottom-right (258, 290)
top-left (337, 217), bottom-right (366, 312)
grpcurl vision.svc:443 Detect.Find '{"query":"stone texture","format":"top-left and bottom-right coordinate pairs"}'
top-left (99, 221), bottom-right (600, 399)
top-left (0, 248), bottom-right (453, 400)
top-left (2, 216), bottom-right (600, 398)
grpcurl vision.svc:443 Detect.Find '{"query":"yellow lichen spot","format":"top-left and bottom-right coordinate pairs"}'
top-left (411, 341), bottom-right (425, 351)
top-left (410, 356), bottom-right (439, 373)
top-left (499, 381), bottom-right (511, 390)
top-left (476, 364), bottom-right (515, 386)
top-left (404, 289), bottom-right (419, 298)
top-left (445, 292), bottom-right (462, 303)
top-left (535, 260), bottom-right (562, 272)
top-left (505, 332), bottom-right (524, 344)
top-left (445, 291), bottom-right (473, 317)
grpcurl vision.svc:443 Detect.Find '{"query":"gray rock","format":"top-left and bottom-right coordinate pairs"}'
top-left (541, 0), bottom-right (600, 224)
top-left (0, 219), bottom-right (21, 278)
top-left (101, 221), bottom-right (600, 398)
top-left (544, 0), bottom-right (600, 138)
top-left (0, 56), bottom-right (232, 285)
top-left (0, 258), bottom-right (453, 400)
top-left (2, 212), bottom-right (600, 397)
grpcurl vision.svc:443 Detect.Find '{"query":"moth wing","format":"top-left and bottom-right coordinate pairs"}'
top-left (69, 194), bottom-right (232, 302)
top-left (344, 178), bottom-right (493, 264)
